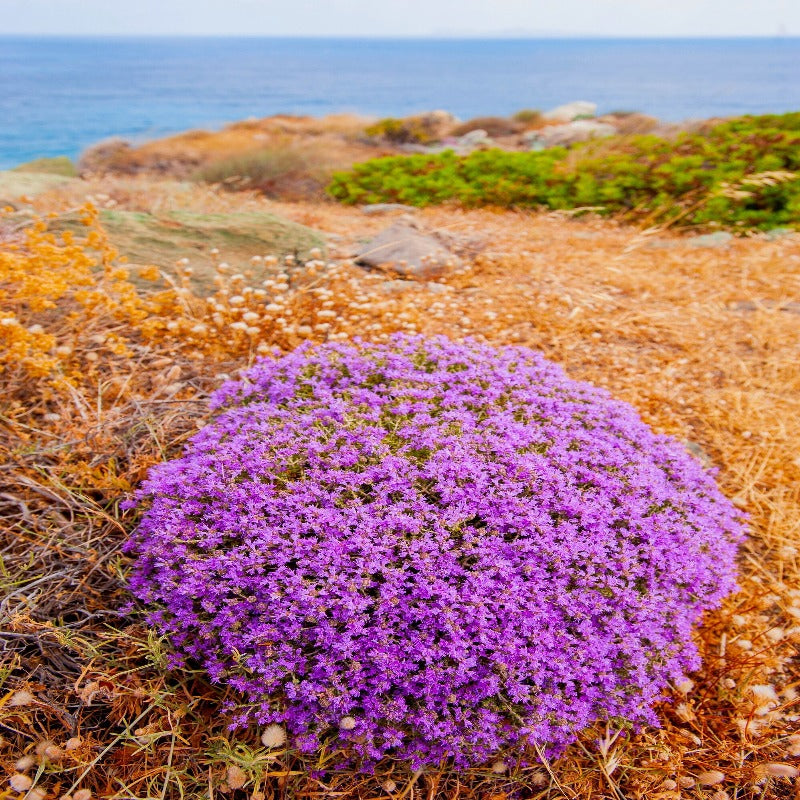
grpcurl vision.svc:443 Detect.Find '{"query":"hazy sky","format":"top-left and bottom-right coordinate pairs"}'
top-left (1, 0), bottom-right (798, 37)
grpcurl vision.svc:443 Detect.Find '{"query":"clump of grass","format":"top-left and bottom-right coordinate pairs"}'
top-left (191, 141), bottom-right (335, 200)
top-left (511, 109), bottom-right (543, 125)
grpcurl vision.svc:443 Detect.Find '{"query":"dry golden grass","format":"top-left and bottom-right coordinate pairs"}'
top-left (77, 114), bottom-right (388, 184)
top-left (1, 182), bottom-right (799, 800)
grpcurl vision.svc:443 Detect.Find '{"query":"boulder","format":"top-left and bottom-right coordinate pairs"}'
top-left (355, 221), bottom-right (460, 279)
top-left (525, 119), bottom-right (617, 148)
top-left (541, 101), bottom-right (597, 123)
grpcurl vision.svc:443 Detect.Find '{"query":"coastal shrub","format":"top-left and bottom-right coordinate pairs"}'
top-left (328, 113), bottom-right (800, 230)
top-left (192, 143), bottom-right (334, 199)
top-left (125, 335), bottom-right (744, 769)
top-left (511, 108), bottom-right (543, 126)
top-left (365, 115), bottom-right (448, 144)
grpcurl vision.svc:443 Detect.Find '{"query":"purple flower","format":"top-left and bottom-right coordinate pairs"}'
top-left (124, 334), bottom-right (745, 769)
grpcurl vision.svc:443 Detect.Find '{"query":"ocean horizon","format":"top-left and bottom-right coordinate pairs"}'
top-left (1, 35), bottom-right (799, 169)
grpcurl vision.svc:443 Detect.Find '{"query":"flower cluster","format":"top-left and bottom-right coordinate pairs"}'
top-left (125, 335), bottom-right (744, 768)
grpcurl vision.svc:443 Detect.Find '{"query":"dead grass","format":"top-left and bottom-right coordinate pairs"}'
top-left (1, 184), bottom-right (799, 799)
top-left (78, 114), bottom-right (388, 184)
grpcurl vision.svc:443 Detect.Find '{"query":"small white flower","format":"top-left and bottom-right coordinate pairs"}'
top-left (9, 773), bottom-right (33, 792)
top-left (339, 716), bottom-right (357, 730)
top-left (260, 723), bottom-right (286, 748)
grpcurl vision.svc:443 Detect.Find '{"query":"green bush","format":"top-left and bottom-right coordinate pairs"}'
top-left (328, 113), bottom-right (800, 230)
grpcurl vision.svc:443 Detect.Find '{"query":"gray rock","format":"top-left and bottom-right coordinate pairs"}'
top-left (765, 227), bottom-right (796, 241)
top-left (729, 299), bottom-right (800, 315)
top-left (525, 119), bottom-right (617, 148)
top-left (541, 101), bottom-right (597, 122)
top-left (457, 129), bottom-right (493, 148)
top-left (355, 221), bottom-right (460, 279)
top-left (687, 231), bottom-right (734, 247)
top-left (362, 203), bottom-right (420, 216)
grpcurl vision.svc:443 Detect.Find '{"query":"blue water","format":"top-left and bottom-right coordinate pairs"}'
top-left (1, 36), bottom-right (799, 169)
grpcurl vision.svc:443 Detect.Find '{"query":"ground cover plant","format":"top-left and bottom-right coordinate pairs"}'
top-left (328, 113), bottom-right (800, 231)
top-left (126, 335), bottom-right (745, 769)
top-left (1, 191), bottom-right (799, 799)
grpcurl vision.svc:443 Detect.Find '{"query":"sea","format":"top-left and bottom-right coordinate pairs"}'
top-left (1, 36), bottom-right (799, 170)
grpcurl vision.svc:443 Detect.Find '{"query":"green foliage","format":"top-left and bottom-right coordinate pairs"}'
top-left (329, 113), bottom-right (800, 230)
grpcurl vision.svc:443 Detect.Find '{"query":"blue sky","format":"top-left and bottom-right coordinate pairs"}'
top-left (1, 0), bottom-right (798, 37)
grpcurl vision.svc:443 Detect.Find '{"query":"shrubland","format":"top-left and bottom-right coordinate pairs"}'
top-left (329, 113), bottom-right (800, 231)
top-left (1, 190), bottom-right (799, 799)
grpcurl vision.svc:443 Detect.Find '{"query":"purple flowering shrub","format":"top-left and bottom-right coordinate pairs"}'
top-left (125, 334), bottom-right (744, 768)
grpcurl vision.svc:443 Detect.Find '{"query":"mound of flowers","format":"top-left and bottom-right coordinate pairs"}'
top-left (124, 334), bottom-right (744, 768)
